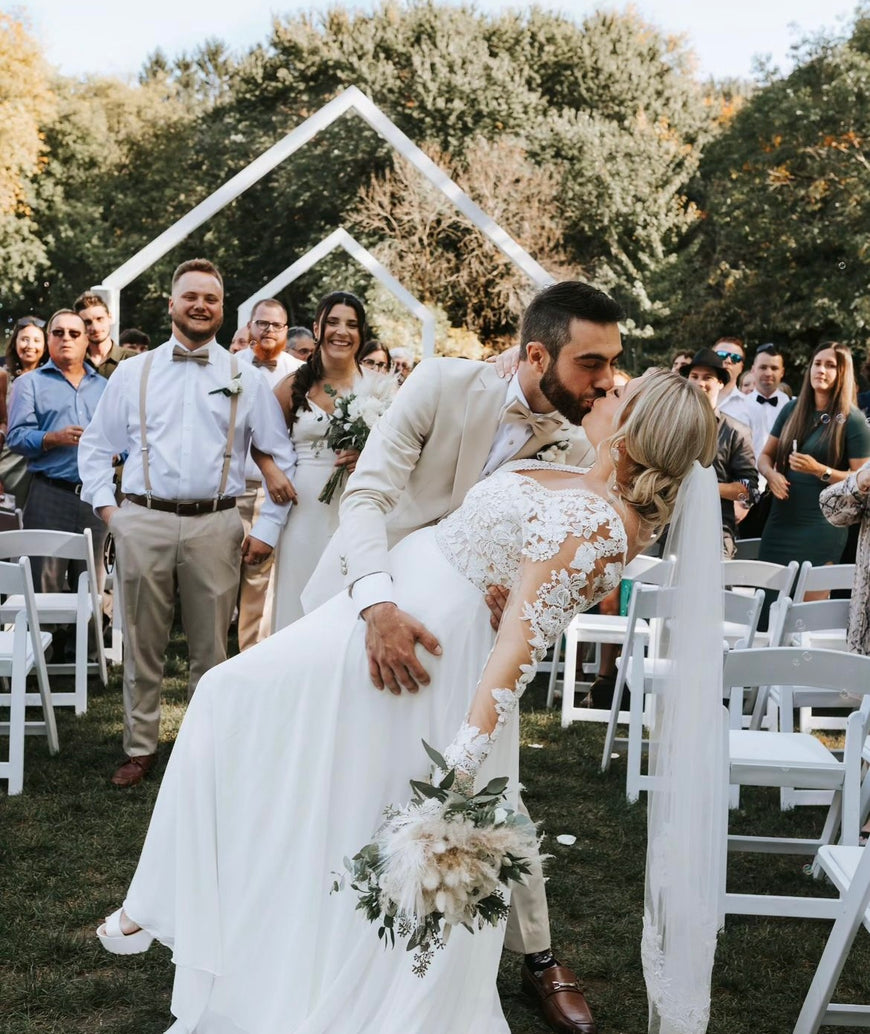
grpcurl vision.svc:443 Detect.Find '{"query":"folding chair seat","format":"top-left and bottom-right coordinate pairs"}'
top-left (0, 557), bottom-right (57, 795)
top-left (723, 647), bottom-right (870, 921)
top-left (0, 528), bottom-right (107, 715)
top-left (548, 554), bottom-right (673, 727)
top-left (792, 843), bottom-right (870, 1032)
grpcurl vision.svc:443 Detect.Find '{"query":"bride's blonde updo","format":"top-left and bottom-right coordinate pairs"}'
top-left (604, 369), bottom-right (717, 531)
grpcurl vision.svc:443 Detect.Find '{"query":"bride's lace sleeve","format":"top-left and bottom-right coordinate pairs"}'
top-left (442, 506), bottom-right (625, 780)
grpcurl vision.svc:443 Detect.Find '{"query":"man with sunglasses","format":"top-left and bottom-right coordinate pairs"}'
top-left (7, 309), bottom-right (107, 598)
top-left (234, 299), bottom-right (303, 649)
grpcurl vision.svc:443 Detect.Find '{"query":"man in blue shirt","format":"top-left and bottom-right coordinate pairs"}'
top-left (8, 308), bottom-right (107, 593)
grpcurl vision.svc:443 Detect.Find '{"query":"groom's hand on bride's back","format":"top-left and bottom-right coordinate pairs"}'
top-left (361, 603), bottom-right (442, 694)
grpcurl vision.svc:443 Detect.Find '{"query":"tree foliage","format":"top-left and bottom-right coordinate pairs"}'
top-left (657, 7), bottom-right (870, 369)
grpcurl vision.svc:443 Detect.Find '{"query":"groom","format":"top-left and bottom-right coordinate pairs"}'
top-left (305, 280), bottom-right (624, 1034)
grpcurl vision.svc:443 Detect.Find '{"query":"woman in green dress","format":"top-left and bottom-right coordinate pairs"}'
top-left (758, 342), bottom-right (870, 589)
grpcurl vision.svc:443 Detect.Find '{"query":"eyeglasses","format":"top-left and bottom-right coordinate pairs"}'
top-left (50, 327), bottom-right (83, 339)
top-left (715, 350), bottom-right (744, 364)
top-left (253, 320), bottom-right (287, 332)
top-left (361, 358), bottom-right (389, 371)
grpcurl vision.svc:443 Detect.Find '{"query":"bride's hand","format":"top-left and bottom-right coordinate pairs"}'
top-left (334, 449), bottom-right (360, 475)
top-left (361, 602), bottom-right (442, 695)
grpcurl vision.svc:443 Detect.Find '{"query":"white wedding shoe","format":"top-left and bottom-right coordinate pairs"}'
top-left (96, 907), bottom-right (154, 955)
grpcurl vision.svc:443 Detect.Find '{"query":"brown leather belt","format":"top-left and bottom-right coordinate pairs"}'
top-left (126, 493), bottom-right (236, 517)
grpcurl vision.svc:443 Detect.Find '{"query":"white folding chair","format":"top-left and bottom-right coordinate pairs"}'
top-left (0, 556), bottom-right (57, 795)
top-left (733, 537), bottom-right (761, 560)
top-left (721, 558), bottom-right (799, 646)
top-left (602, 585), bottom-right (763, 802)
top-left (723, 648), bottom-right (870, 920)
top-left (793, 843), bottom-right (870, 1032)
top-left (548, 555), bottom-right (673, 726)
top-left (0, 528), bottom-right (107, 715)
top-left (793, 561), bottom-right (855, 604)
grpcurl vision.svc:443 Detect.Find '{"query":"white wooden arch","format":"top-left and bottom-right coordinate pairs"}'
top-left (239, 228), bottom-right (436, 358)
top-left (91, 86), bottom-right (554, 336)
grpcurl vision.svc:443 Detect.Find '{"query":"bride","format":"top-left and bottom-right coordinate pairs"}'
top-left (96, 370), bottom-right (719, 1034)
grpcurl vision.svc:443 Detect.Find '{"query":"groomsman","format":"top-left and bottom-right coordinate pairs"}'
top-left (235, 298), bottom-right (302, 649)
top-left (80, 259), bottom-right (297, 788)
top-left (748, 343), bottom-right (789, 457)
top-left (306, 280), bottom-right (622, 1034)
top-left (74, 293), bottom-right (138, 378)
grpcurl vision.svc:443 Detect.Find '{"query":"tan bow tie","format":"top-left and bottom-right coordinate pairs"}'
top-left (172, 345), bottom-right (210, 365)
top-left (500, 398), bottom-right (565, 438)
top-left (252, 357), bottom-right (277, 371)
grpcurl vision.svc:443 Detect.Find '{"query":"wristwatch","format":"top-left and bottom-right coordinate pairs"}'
top-left (820, 467), bottom-right (832, 483)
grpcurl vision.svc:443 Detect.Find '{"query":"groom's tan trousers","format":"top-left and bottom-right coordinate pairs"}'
top-left (504, 793), bottom-right (550, 954)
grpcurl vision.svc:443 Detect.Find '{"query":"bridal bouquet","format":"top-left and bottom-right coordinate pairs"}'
top-left (332, 742), bottom-right (539, 976)
top-left (317, 372), bottom-right (396, 504)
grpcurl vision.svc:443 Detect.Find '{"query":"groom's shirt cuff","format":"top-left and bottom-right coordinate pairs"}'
top-left (351, 572), bottom-right (394, 614)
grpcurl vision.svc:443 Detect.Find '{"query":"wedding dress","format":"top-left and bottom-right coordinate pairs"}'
top-left (120, 461), bottom-right (626, 1034)
top-left (272, 400), bottom-right (348, 630)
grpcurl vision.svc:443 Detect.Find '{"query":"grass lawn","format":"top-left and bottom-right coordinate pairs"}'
top-left (2, 628), bottom-right (870, 1034)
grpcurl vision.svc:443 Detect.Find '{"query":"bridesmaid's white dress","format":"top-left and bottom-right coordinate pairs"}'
top-left (120, 462), bottom-right (626, 1034)
top-left (272, 401), bottom-right (342, 630)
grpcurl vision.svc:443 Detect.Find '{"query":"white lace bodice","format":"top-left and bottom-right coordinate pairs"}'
top-left (435, 460), bottom-right (624, 593)
top-left (437, 462), bottom-right (627, 780)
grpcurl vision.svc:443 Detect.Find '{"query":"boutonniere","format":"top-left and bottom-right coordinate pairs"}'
top-left (536, 439), bottom-right (571, 464)
top-left (208, 372), bottom-right (243, 397)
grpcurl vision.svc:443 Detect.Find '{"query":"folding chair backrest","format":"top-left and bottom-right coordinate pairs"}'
top-left (622, 554), bottom-right (674, 586)
top-left (724, 647), bottom-right (870, 702)
top-left (769, 597), bottom-right (852, 647)
top-left (733, 537), bottom-right (761, 560)
top-left (793, 561), bottom-right (856, 603)
top-left (722, 558), bottom-right (799, 600)
top-left (0, 556), bottom-right (49, 666)
top-left (723, 587), bottom-right (764, 647)
top-left (0, 528), bottom-right (88, 562)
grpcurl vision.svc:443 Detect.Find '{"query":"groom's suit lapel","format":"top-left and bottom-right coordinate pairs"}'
top-left (448, 366), bottom-right (509, 514)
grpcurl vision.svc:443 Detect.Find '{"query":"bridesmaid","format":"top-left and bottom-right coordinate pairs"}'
top-left (270, 291), bottom-right (367, 629)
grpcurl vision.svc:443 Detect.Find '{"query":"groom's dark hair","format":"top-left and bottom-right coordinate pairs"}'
top-left (519, 281), bottom-right (624, 361)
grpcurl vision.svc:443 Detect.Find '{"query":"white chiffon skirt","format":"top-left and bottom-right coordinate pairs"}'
top-left (123, 528), bottom-right (517, 1034)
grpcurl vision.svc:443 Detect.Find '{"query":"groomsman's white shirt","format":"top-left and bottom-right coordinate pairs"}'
top-left (748, 388), bottom-right (790, 457)
top-left (237, 348), bottom-right (303, 482)
top-left (79, 336), bottom-right (297, 546)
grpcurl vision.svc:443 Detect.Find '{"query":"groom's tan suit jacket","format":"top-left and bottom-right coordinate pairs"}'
top-left (302, 356), bottom-right (594, 611)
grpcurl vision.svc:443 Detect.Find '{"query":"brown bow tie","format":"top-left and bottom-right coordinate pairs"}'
top-left (252, 358), bottom-right (277, 371)
top-left (500, 398), bottom-right (565, 438)
top-left (172, 345), bottom-right (210, 365)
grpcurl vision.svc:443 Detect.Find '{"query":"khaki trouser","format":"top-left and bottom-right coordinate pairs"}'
top-left (505, 792), bottom-right (551, 954)
top-left (110, 501), bottom-right (244, 757)
top-left (236, 481), bottom-right (275, 650)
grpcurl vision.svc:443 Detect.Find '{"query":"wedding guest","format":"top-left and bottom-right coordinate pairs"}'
top-left (234, 299), bottom-right (303, 649)
top-left (360, 338), bottom-right (392, 373)
top-left (7, 309), bottom-right (107, 593)
top-left (820, 460), bottom-right (870, 653)
top-left (270, 291), bottom-right (369, 631)
top-left (228, 325), bottom-right (251, 354)
top-left (747, 343), bottom-right (789, 458)
top-left (79, 258), bottom-right (297, 788)
top-left (670, 349), bottom-right (693, 373)
top-left (74, 292), bottom-right (137, 378)
top-left (680, 347), bottom-right (758, 557)
top-left (286, 326), bottom-right (315, 362)
top-left (390, 346), bottom-right (414, 384)
top-left (0, 316), bottom-right (48, 505)
top-left (118, 328), bottom-right (151, 354)
top-left (758, 341), bottom-right (870, 590)
top-left (739, 370), bottom-right (756, 394)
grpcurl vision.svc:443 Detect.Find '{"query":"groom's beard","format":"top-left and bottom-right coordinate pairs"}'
top-left (539, 363), bottom-right (604, 426)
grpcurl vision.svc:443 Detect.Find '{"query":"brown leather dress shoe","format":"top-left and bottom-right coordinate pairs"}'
top-left (111, 754), bottom-right (156, 788)
top-left (521, 963), bottom-right (599, 1034)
